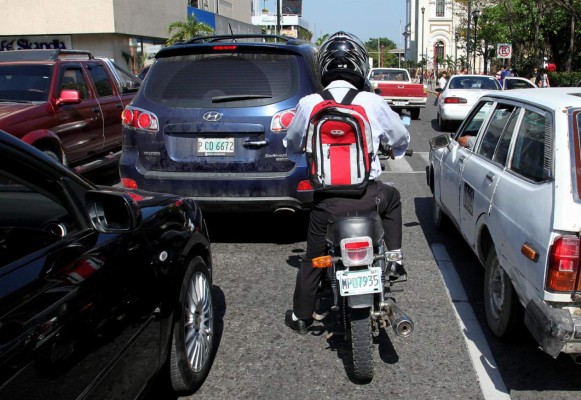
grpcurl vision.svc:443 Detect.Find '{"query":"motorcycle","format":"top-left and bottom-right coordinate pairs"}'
top-left (312, 117), bottom-right (414, 382)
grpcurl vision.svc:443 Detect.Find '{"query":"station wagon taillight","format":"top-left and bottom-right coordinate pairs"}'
top-left (121, 107), bottom-right (159, 132)
top-left (546, 235), bottom-right (581, 292)
top-left (271, 108), bottom-right (296, 132)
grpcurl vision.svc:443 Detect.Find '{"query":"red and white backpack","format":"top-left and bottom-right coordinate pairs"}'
top-left (305, 89), bottom-right (374, 195)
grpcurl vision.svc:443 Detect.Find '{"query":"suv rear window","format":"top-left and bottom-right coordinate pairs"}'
top-left (144, 53), bottom-right (298, 108)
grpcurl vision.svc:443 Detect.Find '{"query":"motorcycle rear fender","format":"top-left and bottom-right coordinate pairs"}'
top-left (348, 294), bottom-right (374, 308)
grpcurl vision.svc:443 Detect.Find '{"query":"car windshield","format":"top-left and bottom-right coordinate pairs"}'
top-left (448, 76), bottom-right (501, 90)
top-left (144, 52), bottom-right (299, 108)
top-left (504, 79), bottom-right (535, 90)
top-left (0, 65), bottom-right (52, 102)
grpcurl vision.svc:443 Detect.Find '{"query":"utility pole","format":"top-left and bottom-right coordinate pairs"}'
top-left (466, 0), bottom-right (472, 72)
top-left (276, 0), bottom-right (281, 35)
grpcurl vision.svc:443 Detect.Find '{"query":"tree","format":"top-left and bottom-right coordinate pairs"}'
top-left (365, 37), bottom-right (397, 67)
top-left (166, 15), bottom-right (214, 46)
top-left (315, 34), bottom-right (330, 46)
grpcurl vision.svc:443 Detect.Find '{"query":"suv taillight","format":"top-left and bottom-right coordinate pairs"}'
top-left (122, 106), bottom-right (159, 132)
top-left (271, 108), bottom-right (296, 132)
top-left (547, 235), bottom-right (580, 292)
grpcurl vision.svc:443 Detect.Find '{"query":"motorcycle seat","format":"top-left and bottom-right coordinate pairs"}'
top-left (326, 211), bottom-right (384, 245)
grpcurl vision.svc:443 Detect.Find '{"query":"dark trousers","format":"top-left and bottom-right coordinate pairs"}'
top-left (292, 180), bottom-right (402, 320)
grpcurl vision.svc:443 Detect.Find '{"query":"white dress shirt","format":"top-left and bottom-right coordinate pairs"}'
top-left (284, 80), bottom-right (410, 180)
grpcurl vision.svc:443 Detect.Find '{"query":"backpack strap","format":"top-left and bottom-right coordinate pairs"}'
top-left (321, 88), bottom-right (360, 105)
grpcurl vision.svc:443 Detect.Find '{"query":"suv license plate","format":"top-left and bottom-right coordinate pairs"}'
top-left (197, 138), bottom-right (235, 156)
top-left (336, 267), bottom-right (382, 296)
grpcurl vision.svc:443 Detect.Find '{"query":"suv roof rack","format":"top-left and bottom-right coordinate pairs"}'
top-left (0, 49), bottom-right (94, 62)
top-left (182, 34), bottom-right (310, 46)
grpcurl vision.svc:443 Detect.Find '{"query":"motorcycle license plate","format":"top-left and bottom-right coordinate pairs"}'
top-left (336, 267), bottom-right (382, 296)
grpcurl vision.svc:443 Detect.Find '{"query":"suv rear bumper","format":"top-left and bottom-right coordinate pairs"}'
top-left (120, 151), bottom-right (313, 213)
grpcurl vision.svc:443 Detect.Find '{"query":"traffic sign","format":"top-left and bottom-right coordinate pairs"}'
top-left (497, 43), bottom-right (512, 59)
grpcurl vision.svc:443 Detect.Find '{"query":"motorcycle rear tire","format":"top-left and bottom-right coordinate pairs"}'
top-left (349, 307), bottom-right (374, 382)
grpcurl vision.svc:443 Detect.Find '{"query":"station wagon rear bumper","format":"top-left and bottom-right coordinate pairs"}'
top-left (524, 297), bottom-right (577, 358)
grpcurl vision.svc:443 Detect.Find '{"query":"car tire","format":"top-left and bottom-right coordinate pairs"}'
top-left (438, 113), bottom-right (449, 132)
top-left (432, 196), bottom-right (450, 232)
top-left (483, 248), bottom-right (524, 340)
top-left (170, 256), bottom-right (215, 395)
top-left (42, 149), bottom-right (61, 163)
top-left (410, 108), bottom-right (420, 120)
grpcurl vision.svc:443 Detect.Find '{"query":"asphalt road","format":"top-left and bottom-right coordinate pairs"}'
top-left (87, 95), bottom-right (581, 399)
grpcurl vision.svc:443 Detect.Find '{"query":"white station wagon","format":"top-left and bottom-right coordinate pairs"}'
top-left (427, 88), bottom-right (581, 362)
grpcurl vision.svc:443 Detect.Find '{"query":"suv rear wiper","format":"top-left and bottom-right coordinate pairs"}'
top-left (212, 94), bottom-right (272, 103)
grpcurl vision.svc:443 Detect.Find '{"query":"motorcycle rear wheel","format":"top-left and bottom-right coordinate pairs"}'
top-left (349, 307), bottom-right (374, 382)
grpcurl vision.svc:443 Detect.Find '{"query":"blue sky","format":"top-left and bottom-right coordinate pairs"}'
top-left (260, 0), bottom-right (407, 46)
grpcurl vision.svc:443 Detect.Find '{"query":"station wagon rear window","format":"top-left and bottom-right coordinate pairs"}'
top-left (144, 53), bottom-right (299, 108)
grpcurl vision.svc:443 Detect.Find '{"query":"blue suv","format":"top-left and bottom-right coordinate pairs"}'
top-left (119, 34), bottom-right (321, 213)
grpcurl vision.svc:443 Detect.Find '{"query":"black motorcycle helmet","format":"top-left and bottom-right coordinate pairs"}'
top-left (318, 31), bottom-right (370, 90)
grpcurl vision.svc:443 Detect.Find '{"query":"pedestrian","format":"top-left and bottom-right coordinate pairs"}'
top-left (535, 67), bottom-right (550, 88)
top-left (438, 72), bottom-right (447, 89)
top-left (531, 67), bottom-right (539, 85)
top-left (283, 31), bottom-right (410, 334)
top-left (499, 65), bottom-right (509, 87)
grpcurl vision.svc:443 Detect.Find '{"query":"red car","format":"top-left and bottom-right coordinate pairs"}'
top-left (0, 49), bottom-right (141, 173)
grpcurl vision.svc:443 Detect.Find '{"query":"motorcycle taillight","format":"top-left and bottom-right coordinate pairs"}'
top-left (340, 237), bottom-right (373, 267)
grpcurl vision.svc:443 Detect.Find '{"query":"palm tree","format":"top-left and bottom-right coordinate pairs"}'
top-left (315, 34), bottom-right (330, 46)
top-left (166, 15), bottom-right (214, 46)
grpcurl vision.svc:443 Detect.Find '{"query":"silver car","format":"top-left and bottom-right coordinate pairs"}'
top-left (427, 88), bottom-right (581, 362)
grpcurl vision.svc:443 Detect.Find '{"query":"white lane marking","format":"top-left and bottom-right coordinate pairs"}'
top-left (431, 244), bottom-right (511, 400)
top-left (381, 152), bottom-right (429, 174)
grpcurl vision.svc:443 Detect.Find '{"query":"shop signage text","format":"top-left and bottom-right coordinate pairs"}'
top-left (0, 38), bottom-right (67, 51)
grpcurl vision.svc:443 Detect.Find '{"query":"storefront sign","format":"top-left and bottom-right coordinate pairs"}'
top-left (0, 36), bottom-right (72, 51)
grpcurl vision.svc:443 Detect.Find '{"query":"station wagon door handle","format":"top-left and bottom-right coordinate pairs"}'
top-left (485, 172), bottom-right (495, 181)
top-left (243, 140), bottom-right (268, 148)
top-left (458, 155), bottom-right (465, 164)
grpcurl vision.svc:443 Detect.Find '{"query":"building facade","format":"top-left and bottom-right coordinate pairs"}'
top-left (406, 0), bottom-right (487, 74)
top-left (0, 0), bottom-right (259, 73)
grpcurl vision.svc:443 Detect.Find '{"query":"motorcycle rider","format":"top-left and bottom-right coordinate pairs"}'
top-left (283, 31), bottom-right (410, 334)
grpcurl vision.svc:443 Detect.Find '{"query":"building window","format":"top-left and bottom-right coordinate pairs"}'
top-left (436, 0), bottom-right (445, 17)
top-left (435, 41), bottom-right (445, 63)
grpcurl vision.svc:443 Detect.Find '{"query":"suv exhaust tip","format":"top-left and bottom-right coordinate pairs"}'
top-left (274, 207), bottom-right (296, 214)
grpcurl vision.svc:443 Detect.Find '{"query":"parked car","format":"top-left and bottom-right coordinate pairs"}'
top-left (435, 74), bottom-right (501, 131)
top-left (119, 34), bottom-right (322, 213)
top-left (0, 129), bottom-right (215, 399)
top-left (0, 49), bottom-right (141, 173)
top-left (427, 88), bottom-right (581, 362)
top-left (502, 76), bottom-right (537, 90)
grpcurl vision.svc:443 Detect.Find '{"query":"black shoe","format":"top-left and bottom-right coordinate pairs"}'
top-left (285, 310), bottom-right (311, 334)
top-left (388, 262), bottom-right (407, 281)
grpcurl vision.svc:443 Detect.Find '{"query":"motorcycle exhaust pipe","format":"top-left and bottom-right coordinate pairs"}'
top-left (385, 299), bottom-right (414, 338)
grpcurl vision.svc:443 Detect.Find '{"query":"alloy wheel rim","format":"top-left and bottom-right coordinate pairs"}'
top-left (184, 271), bottom-right (213, 372)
